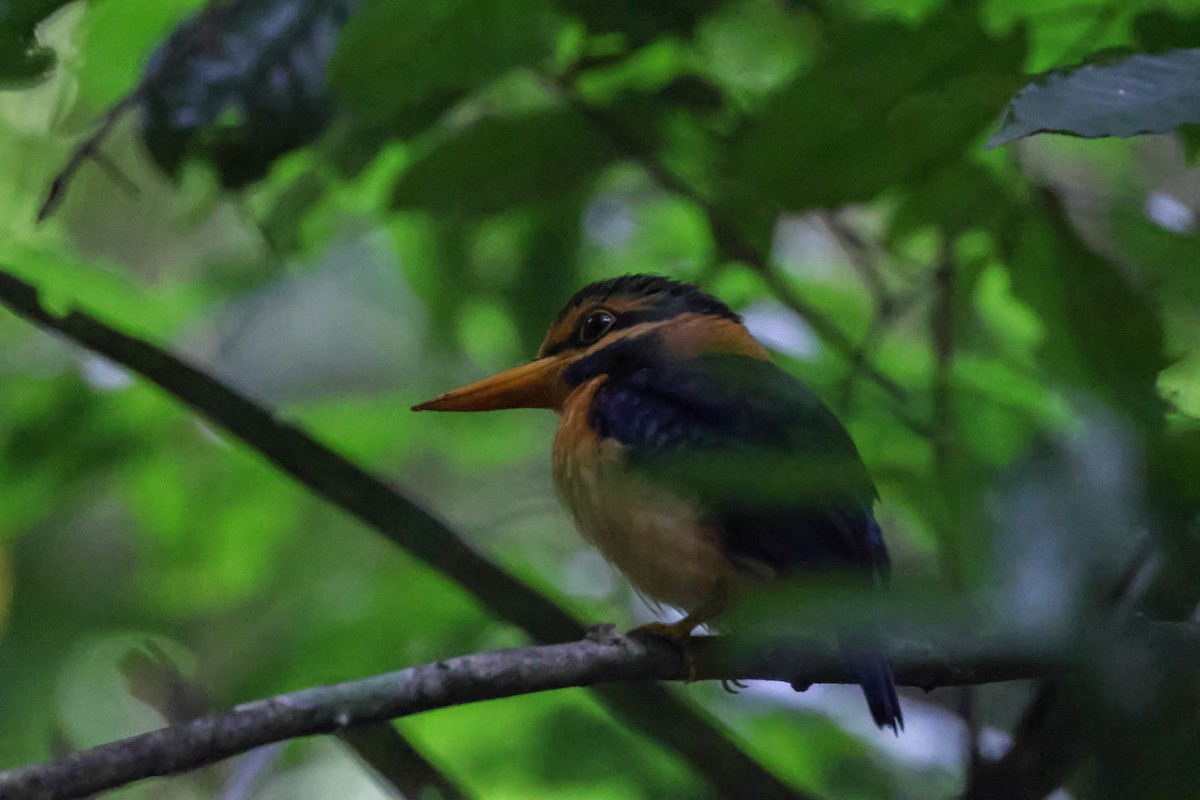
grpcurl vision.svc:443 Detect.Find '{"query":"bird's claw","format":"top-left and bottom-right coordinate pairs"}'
top-left (627, 621), bottom-right (699, 681)
top-left (627, 620), bottom-right (694, 642)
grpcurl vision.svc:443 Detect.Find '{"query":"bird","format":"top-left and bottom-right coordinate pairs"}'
top-left (412, 274), bottom-right (903, 731)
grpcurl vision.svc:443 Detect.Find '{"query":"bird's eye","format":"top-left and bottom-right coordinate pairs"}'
top-left (578, 310), bottom-right (616, 343)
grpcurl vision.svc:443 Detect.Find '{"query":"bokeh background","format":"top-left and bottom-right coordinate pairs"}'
top-left (2, 0), bottom-right (1200, 797)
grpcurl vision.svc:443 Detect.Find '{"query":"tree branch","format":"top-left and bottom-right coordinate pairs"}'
top-left (339, 724), bottom-right (472, 800)
top-left (0, 624), bottom-right (1116, 800)
top-left (0, 268), bottom-right (805, 799)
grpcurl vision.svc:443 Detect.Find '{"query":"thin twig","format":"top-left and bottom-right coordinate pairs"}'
top-left (930, 233), bottom-right (960, 582)
top-left (37, 96), bottom-right (139, 221)
top-left (817, 211), bottom-right (889, 304)
top-left (340, 725), bottom-right (472, 800)
top-left (0, 267), bottom-right (805, 800)
top-left (815, 210), bottom-right (895, 414)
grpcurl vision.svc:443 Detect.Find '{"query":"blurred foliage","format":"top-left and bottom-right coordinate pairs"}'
top-left (0, 0), bottom-right (71, 85)
top-left (1, 0), bottom-right (1200, 798)
top-left (139, 0), bottom-right (359, 187)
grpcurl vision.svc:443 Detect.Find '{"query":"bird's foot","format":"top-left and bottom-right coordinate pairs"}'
top-left (721, 679), bottom-right (748, 695)
top-left (628, 620), bottom-right (699, 681)
top-left (628, 619), bottom-right (696, 642)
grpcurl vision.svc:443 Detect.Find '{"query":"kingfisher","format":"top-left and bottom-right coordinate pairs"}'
top-left (413, 274), bottom-right (903, 731)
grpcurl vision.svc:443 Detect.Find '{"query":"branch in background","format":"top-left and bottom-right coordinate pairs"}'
top-left (834, 309), bottom-right (893, 415)
top-left (925, 234), bottom-right (984, 785)
top-left (930, 233), bottom-right (958, 505)
top-left (37, 95), bottom-right (139, 221)
top-left (0, 624), bottom-right (1110, 800)
top-left (817, 211), bottom-right (889, 305)
top-left (961, 682), bottom-right (1080, 800)
top-left (340, 725), bottom-right (471, 800)
top-left (0, 268), bottom-right (804, 800)
top-left (817, 210), bottom-right (938, 425)
top-left (961, 540), bottom-right (1164, 800)
top-left (819, 210), bottom-right (901, 413)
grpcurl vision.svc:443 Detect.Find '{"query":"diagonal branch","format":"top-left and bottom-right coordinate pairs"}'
top-left (0, 625), bottom-right (1086, 800)
top-left (339, 724), bottom-right (472, 800)
top-left (37, 95), bottom-right (140, 222)
top-left (0, 267), bottom-right (805, 800)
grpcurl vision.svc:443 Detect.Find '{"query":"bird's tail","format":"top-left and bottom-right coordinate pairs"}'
top-left (844, 646), bottom-right (903, 733)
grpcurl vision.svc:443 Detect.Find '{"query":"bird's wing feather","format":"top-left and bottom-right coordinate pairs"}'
top-left (588, 352), bottom-right (888, 578)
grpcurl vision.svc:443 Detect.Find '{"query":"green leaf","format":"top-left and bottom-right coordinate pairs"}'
top-left (696, 0), bottom-right (812, 102)
top-left (391, 110), bottom-right (616, 214)
top-left (73, 0), bottom-right (202, 106)
top-left (989, 48), bottom-right (1200, 147)
top-left (734, 6), bottom-right (1025, 211)
top-left (330, 0), bottom-right (562, 130)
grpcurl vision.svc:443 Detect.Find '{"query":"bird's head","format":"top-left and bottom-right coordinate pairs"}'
top-left (413, 274), bottom-right (767, 413)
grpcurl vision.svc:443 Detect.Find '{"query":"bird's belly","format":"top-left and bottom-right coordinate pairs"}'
top-left (553, 381), bottom-right (731, 613)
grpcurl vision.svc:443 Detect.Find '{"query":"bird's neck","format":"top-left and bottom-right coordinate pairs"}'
top-left (658, 314), bottom-right (769, 361)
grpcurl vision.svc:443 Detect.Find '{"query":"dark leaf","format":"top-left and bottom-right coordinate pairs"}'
top-left (888, 162), bottom-right (1013, 242)
top-left (1005, 192), bottom-right (1165, 428)
top-left (989, 48), bottom-right (1200, 147)
top-left (330, 0), bottom-right (562, 130)
top-left (0, 0), bottom-right (72, 86)
top-left (599, 73), bottom-right (729, 194)
top-left (733, 7), bottom-right (1025, 212)
top-left (502, 211), bottom-right (584, 352)
top-left (0, 28), bottom-right (54, 85)
top-left (554, 0), bottom-right (722, 47)
top-left (1133, 11), bottom-right (1200, 53)
top-left (139, 0), bottom-right (359, 187)
top-left (1146, 426), bottom-right (1200, 612)
top-left (391, 110), bottom-right (616, 215)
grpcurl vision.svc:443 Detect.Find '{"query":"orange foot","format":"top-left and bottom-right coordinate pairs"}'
top-left (628, 619), bottom-right (700, 681)
top-left (628, 619), bottom-right (698, 641)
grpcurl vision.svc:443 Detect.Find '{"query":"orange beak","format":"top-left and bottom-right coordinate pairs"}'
top-left (411, 356), bottom-right (568, 412)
